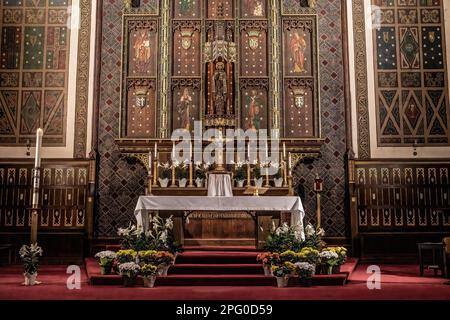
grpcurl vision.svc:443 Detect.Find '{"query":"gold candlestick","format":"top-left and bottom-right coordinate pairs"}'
top-left (31, 211), bottom-right (38, 245)
top-left (147, 175), bottom-right (152, 195)
top-left (246, 163), bottom-right (252, 187)
top-left (288, 176), bottom-right (294, 196)
top-left (283, 160), bottom-right (288, 187)
top-left (265, 166), bottom-right (270, 188)
top-left (188, 161), bottom-right (195, 187)
top-left (171, 165), bottom-right (177, 187)
top-left (153, 160), bottom-right (158, 187)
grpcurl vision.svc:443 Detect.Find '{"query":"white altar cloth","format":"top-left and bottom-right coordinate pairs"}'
top-left (134, 196), bottom-right (305, 239)
top-left (207, 174), bottom-right (233, 197)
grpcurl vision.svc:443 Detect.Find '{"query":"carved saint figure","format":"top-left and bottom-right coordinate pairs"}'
top-left (246, 90), bottom-right (261, 130)
top-left (133, 30), bottom-right (151, 72)
top-left (211, 62), bottom-right (228, 115)
top-left (177, 88), bottom-right (193, 131)
top-left (289, 32), bottom-right (307, 73)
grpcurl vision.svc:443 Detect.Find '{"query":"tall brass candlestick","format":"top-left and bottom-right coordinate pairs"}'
top-left (31, 211), bottom-right (38, 245)
top-left (246, 163), bottom-right (252, 187)
top-left (147, 175), bottom-right (152, 195)
top-left (153, 160), bottom-right (158, 187)
top-left (265, 166), bottom-right (270, 188)
top-left (283, 160), bottom-right (288, 187)
top-left (288, 176), bottom-right (294, 196)
top-left (188, 161), bottom-right (194, 187)
top-left (171, 165), bottom-right (177, 187)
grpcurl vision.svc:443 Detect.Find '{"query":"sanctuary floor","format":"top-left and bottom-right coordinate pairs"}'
top-left (0, 264), bottom-right (449, 300)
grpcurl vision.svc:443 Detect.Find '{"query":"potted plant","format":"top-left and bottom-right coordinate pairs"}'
top-left (19, 243), bottom-right (43, 286)
top-left (280, 250), bottom-right (299, 264)
top-left (138, 250), bottom-right (159, 265)
top-left (253, 165), bottom-right (263, 188)
top-left (328, 247), bottom-right (347, 273)
top-left (195, 162), bottom-right (209, 188)
top-left (156, 251), bottom-right (175, 276)
top-left (272, 163), bottom-right (283, 187)
top-left (94, 251), bottom-right (116, 275)
top-left (176, 161), bottom-right (189, 187)
top-left (296, 247), bottom-right (320, 266)
top-left (118, 262), bottom-right (141, 287)
top-left (116, 249), bottom-right (137, 264)
top-left (256, 252), bottom-right (280, 276)
top-left (158, 162), bottom-right (171, 188)
top-left (319, 250), bottom-right (339, 275)
top-left (295, 262), bottom-right (316, 287)
top-left (272, 262), bottom-right (295, 288)
top-left (141, 264), bottom-right (158, 288)
top-left (234, 162), bottom-right (246, 187)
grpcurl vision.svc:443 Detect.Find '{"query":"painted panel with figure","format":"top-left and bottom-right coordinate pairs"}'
top-left (128, 28), bottom-right (158, 77)
top-left (241, 85), bottom-right (268, 131)
top-left (172, 80), bottom-right (201, 132)
top-left (283, 21), bottom-right (313, 77)
top-left (240, 0), bottom-right (267, 18)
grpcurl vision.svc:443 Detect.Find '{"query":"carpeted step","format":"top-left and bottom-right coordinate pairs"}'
top-left (176, 251), bottom-right (258, 265)
top-left (169, 264), bottom-right (264, 275)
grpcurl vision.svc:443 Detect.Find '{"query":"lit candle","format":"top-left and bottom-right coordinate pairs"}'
top-left (35, 128), bottom-right (43, 168)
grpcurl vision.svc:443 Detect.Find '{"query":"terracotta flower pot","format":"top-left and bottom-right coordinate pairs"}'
top-left (143, 276), bottom-right (156, 288)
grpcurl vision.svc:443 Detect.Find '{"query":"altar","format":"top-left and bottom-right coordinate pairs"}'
top-left (135, 196), bottom-right (305, 249)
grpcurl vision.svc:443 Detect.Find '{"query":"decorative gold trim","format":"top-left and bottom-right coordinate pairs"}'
top-left (352, 0), bottom-right (371, 159)
top-left (271, 0), bottom-right (281, 132)
top-left (74, 0), bottom-right (93, 158)
top-left (160, 0), bottom-right (170, 138)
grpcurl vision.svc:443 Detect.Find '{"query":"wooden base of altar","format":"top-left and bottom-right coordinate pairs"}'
top-left (161, 210), bottom-right (291, 249)
top-left (149, 187), bottom-right (291, 197)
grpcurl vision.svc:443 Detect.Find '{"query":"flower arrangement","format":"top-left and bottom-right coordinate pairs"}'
top-left (328, 247), bottom-right (347, 266)
top-left (116, 249), bottom-right (137, 264)
top-left (175, 161), bottom-right (189, 180)
top-left (271, 262), bottom-right (295, 278)
top-left (118, 224), bottom-right (150, 252)
top-left (304, 224), bottom-right (326, 250)
top-left (295, 262), bottom-right (316, 287)
top-left (156, 251), bottom-right (175, 266)
top-left (146, 215), bottom-right (183, 254)
top-left (279, 250), bottom-right (298, 263)
top-left (253, 164), bottom-right (262, 180)
top-left (158, 162), bottom-right (172, 180)
top-left (95, 251), bottom-right (116, 275)
top-left (138, 250), bottom-right (159, 265)
top-left (195, 162), bottom-right (209, 180)
top-left (141, 264), bottom-right (158, 277)
top-left (256, 252), bottom-right (280, 266)
top-left (319, 250), bottom-right (339, 275)
top-left (19, 243), bottom-right (43, 281)
top-left (118, 262), bottom-right (141, 287)
top-left (264, 222), bottom-right (304, 253)
top-left (296, 247), bottom-right (320, 265)
top-left (271, 163), bottom-right (283, 180)
top-left (234, 161), bottom-right (246, 182)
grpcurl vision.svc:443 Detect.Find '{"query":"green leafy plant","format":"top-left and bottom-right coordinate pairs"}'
top-left (19, 244), bottom-right (43, 275)
top-left (158, 162), bottom-right (172, 180)
top-left (264, 223), bottom-right (304, 253)
top-left (141, 264), bottom-right (158, 277)
top-left (271, 262), bottom-right (295, 277)
top-left (116, 250), bottom-right (137, 264)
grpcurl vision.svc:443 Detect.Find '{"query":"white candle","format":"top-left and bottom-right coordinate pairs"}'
top-left (265, 141), bottom-right (269, 160)
top-left (247, 141), bottom-right (250, 160)
top-left (35, 128), bottom-right (43, 168)
top-left (283, 142), bottom-right (286, 160)
top-left (154, 142), bottom-right (158, 158)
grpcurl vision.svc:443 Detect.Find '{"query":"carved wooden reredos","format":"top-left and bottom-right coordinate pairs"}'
top-left (118, 0), bottom-right (322, 157)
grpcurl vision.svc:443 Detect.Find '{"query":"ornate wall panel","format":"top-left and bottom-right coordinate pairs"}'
top-left (120, 16), bottom-right (159, 138)
top-left (355, 161), bottom-right (450, 233)
top-left (281, 12), bottom-right (320, 138)
top-left (0, 0), bottom-right (71, 146)
top-left (373, 0), bottom-right (450, 146)
top-left (0, 162), bottom-right (90, 230)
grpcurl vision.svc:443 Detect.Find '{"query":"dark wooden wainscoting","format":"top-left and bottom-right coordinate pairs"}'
top-left (349, 159), bottom-right (450, 262)
top-left (0, 159), bottom-right (95, 264)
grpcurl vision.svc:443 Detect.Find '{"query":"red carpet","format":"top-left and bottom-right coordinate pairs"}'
top-left (0, 263), bottom-right (449, 300)
top-left (86, 250), bottom-right (355, 286)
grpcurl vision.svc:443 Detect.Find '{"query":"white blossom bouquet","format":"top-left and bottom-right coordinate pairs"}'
top-left (95, 251), bottom-right (116, 267)
top-left (295, 262), bottom-right (316, 279)
top-left (319, 250), bottom-right (339, 266)
top-left (118, 262), bottom-right (141, 277)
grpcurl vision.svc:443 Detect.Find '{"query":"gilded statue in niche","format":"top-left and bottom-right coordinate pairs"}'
top-left (177, 88), bottom-right (194, 131)
top-left (212, 62), bottom-right (228, 115)
top-left (289, 32), bottom-right (307, 73)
